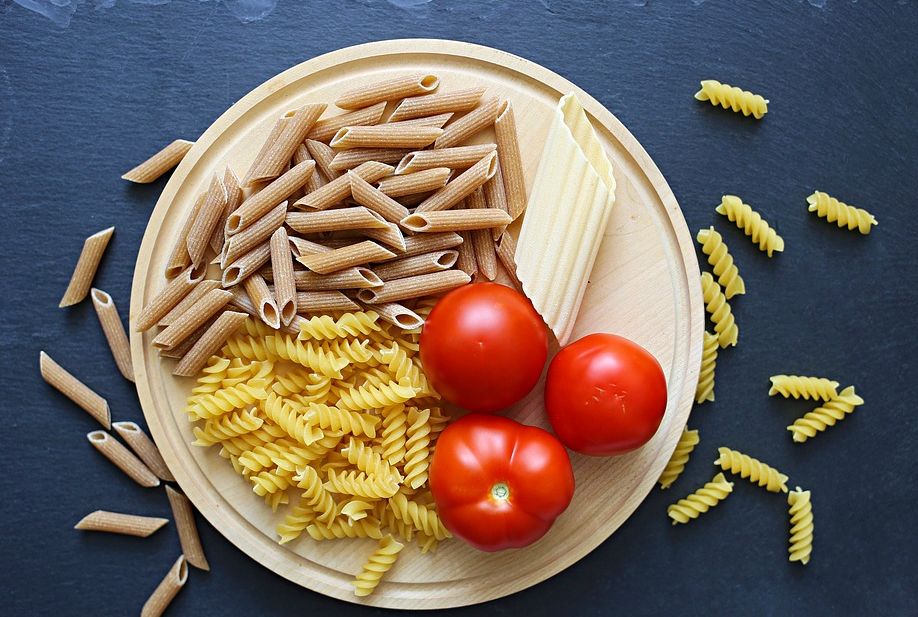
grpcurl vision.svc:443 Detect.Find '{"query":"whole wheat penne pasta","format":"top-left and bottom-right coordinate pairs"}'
top-left (165, 193), bottom-right (206, 278)
top-left (209, 167), bottom-right (243, 254)
top-left (395, 143), bottom-right (496, 175)
top-left (288, 236), bottom-right (331, 258)
top-left (142, 556), bottom-right (189, 617)
top-left (227, 161), bottom-right (312, 234)
top-left (349, 171), bottom-right (410, 223)
top-left (75, 510), bottom-right (169, 538)
top-left (122, 139), bottom-right (194, 183)
top-left (466, 188), bottom-right (498, 280)
top-left (397, 191), bottom-right (434, 208)
top-left (90, 289), bottom-right (134, 382)
top-left (335, 73), bottom-right (439, 110)
top-left (227, 289), bottom-right (298, 336)
top-left (136, 266), bottom-right (203, 331)
top-left (243, 273), bottom-right (280, 329)
top-left (158, 280), bottom-right (220, 327)
top-left (152, 289), bottom-right (234, 350)
top-left (360, 222), bottom-right (407, 252)
top-left (297, 240), bottom-right (395, 274)
top-left (243, 103), bottom-right (326, 185)
top-left (485, 158), bottom-right (510, 240)
top-left (296, 290), bottom-right (361, 313)
top-left (269, 227), bottom-right (297, 325)
top-left (222, 201), bottom-right (287, 267)
top-left (173, 311), bottom-right (249, 376)
top-left (388, 87), bottom-right (486, 122)
top-left (244, 114), bottom-right (290, 183)
top-left (295, 161), bottom-right (393, 210)
top-left (308, 101), bottom-right (387, 142)
top-left (39, 351), bottom-right (111, 428)
top-left (286, 207), bottom-right (388, 234)
top-left (358, 270), bottom-right (471, 304)
top-left (293, 145), bottom-right (325, 197)
top-left (456, 230), bottom-right (478, 277)
top-left (330, 148), bottom-right (412, 171)
top-left (222, 242), bottom-right (272, 287)
top-left (398, 231), bottom-right (464, 258)
top-left (496, 231), bottom-right (523, 289)
top-left (369, 302), bottom-right (425, 330)
top-left (294, 267), bottom-right (382, 290)
top-left (378, 167), bottom-right (452, 198)
top-left (416, 151), bottom-right (499, 213)
top-left (435, 96), bottom-right (500, 149)
top-left (330, 125), bottom-right (442, 150)
top-left (59, 226), bottom-right (115, 308)
top-left (185, 173), bottom-right (228, 266)
top-left (402, 209), bottom-right (511, 233)
top-left (305, 139), bottom-right (340, 181)
top-left (386, 112), bottom-right (454, 129)
top-left (111, 421), bottom-right (174, 481)
top-left (374, 250), bottom-right (459, 280)
top-left (157, 315), bottom-right (218, 359)
top-left (87, 430), bottom-right (160, 487)
top-left (165, 486), bottom-right (210, 570)
top-left (494, 99), bottom-right (527, 221)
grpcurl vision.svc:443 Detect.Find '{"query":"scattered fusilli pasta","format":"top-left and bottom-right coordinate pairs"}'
top-left (768, 375), bottom-right (839, 401)
top-left (701, 272), bottom-right (738, 348)
top-left (667, 472), bottom-right (734, 525)
top-left (695, 331), bottom-right (719, 404)
top-left (787, 385), bottom-right (864, 443)
top-left (714, 446), bottom-right (789, 493)
top-left (697, 226), bottom-right (745, 298)
top-left (352, 535), bottom-right (405, 597)
top-left (807, 191), bottom-right (877, 235)
top-left (658, 427), bottom-right (700, 489)
top-left (716, 195), bottom-right (784, 257)
top-left (787, 487), bottom-right (814, 565)
top-left (694, 79), bottom-right (768, 119)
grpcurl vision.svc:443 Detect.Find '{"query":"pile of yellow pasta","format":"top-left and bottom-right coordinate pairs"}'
top-left (184, 307), bottom-right (452, 596)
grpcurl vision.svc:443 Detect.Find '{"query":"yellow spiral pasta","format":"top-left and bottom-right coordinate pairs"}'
top-left (261, 392), bottom-right (324, 446)
top-left (304, 403), bottom-right (380, 438)
top-left (658, 427), bottom-right (700, 489)
top-left (334, 378), bottom-right (418, 412)
top-left (700, 272), bottom-right (738, 348)
top-left (807, 191), bottom-right (877, 235)
top-left (716, 195), bottom-right (784, 257)
top-left (293, 465), bottom-right (338, 523)
top-left (238, 433), bottom-right (341, 474)
top-left (379, 342), bottom-right (438, 397)
top-left (276, 497), bottom-right (317, 544)
top-left (263, 490), bottom-right (289, 512)
top-left (694, 79), bottom-right (768, 119)
top-left (715, 446), bottom-right (789, 493)
top-left (696, 227), bottom-right (745, 298)
top-left (306, 516), bottom-right (384, 541)
top-left (263, 335), bottom-right (350, 379)
top-left (272, 370), bottom-right (331, 399)
top-left (379, 504), bottom-right (415, 542)
top-left (695, 331), bottom-right (719, 404)
top-left (352, 535), bottom-right (404, 597)
top-left (250, 467), bottom-right (293, 498)
top-left (192, 408), bottom-right (264, 446)
top-left (322, 338), bottom-right (374, 364)
top-left (380, 404), bottom-right (408, 465)
top-left (218, 424), bottom-right (287, 457)
top-left (190, 356), bottom-right (232, 397)
top-left (297, 311), bottom-right (382, 341)
top-left (241, 317), bottom-right (276, 338)
top-left (324, 469), bottom-right (399, 499)
top-left (787, 385), bottom-right (864, 443)
top-left (222, 334), bottom-right (273, 362)
top-left (185, 378), bottom-right (271, 421)
top-left (340, 498), bottom-right (376, 523)
top-left (787, 487), bottom-right (814, 565)
top-left (667, 472), bottom-right (734, 525)
top-left (769, 375), bottom-right (839, 401)
top-left (317, 449), bottom-right (351, 475)
top-left (403, 407), bottom-right (431, 489)
top-left (387, 491), bottom-right (451, 540)
top-left (342, 437), bottom-right (402, 484)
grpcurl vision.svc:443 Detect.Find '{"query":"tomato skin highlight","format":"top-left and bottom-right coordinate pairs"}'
top-left (419, 283), bottom-right (548, 413)
top-left (429, 414), bottom-right (575, 551)
top-left (545, 333), bottom-right (667, 456)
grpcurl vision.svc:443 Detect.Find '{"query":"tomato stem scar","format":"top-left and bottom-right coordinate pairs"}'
top-left (490, 482), bottom-right (510, 501)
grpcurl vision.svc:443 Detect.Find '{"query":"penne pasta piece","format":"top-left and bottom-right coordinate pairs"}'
top-left (90, 289), bottom-right (134, 382)
top-left (87, 431), bottom-right (160, 487)
top-left (466, 189), bottom-right (498, 280)
top-left (165, 193), bottom-right (206, 278)
top-left (172, 310), bottom-right (249, 376)
top-left (378, 167), bottom-right (451, 198)
top-left (397, 191), bottom-right (434, 208)
top-left (401, 208), bottom-right (512, 233)
top-left (285, 206), bottom-right (388, 234)
top-left (349, 172), bottom-right (410, 223)
top-left (270, 227), bottom-right (297, 326)
top-left (39, 351), bottom-right (111, 428)
top-left (222, 201), bottom-right (287, 267)
top-left (294, 161), bottom-right (393, 211)
top-left (360, 222), bottom-right (407, 252)
top-left (370, 302), bottom-right (425, 330)
top-left (388, 87), bottom-right (486, 122)
top-left (294, 267), bottom-right (382, 291)
top-left (75, 510), bottom-right (169, 538)
top-left (335, 73), bottom-right (439, 110)
top-left (227, 161), bottom-right (313, 234)
top-left (157, 315), bottom-right (219, 359)
top-left (297, 240), bottom-right (395, 274)
top-left (415, 151), bottom-right (498, 213)
top-left (386, 112), bottom-right (453, 129)
top-left (152, 288), bottom-right (234, 350)
top-left (495, 100), bottom-right (527, 221)
top-left (243, 273), bottom-right (281, 329)
top-left (305, 139), bottom-right (340, 181)
top-left (496, 231), bottom-right (523, 289)
top-left (135, 266), bottom-right (203, 332)
top-left (112, 421), bottom-right (175, 481)
top-left (244, 114), bottom-right (290, 183)
top-left (485, 158), bottom-right (510, 239)
top-left (60, 226), bottom-right (115, 307)
top-left (399, 231), bottom-right (464, 258)
top-left (141, 556), bottom-right (189, 617)
top-left (158, 280), bottom-right (220, 327)
top-left (165, 486), bottom-right (210, 571)
top-left (222, 242), bottom-right (272, 287)
top-left (296, 290), bottom-right (361, 313)
top-left (357, 270), bottom-right (470, 304)
top-left (395, 143), bottom-right (496, 175)
top-left (374, 250), bottom-right (459, 280)
top-left (288, 236), bottom-right (331, 258)
top-left (293, 145), bottom-right (325, 196)
top-left (122, 139), bottom-right (194, 184)
top-left (435, 96), bottom-right (500, 149)
top-left (209, 167), bottom-right (243, 254)
top-left (329, 148), bottom-right (412, 172)
top-left (456, 231), bottom-right (478, 277)
top-left (227, 289), bottom-right (297, 336)
top-left (185, 173), bottom-right (228, 267)
top-left (330, 125), bottom-right (443, 150)
top-left (308, 101), bottom-right (387, 142)
top-left (243, 103), bottom-right (326, 185)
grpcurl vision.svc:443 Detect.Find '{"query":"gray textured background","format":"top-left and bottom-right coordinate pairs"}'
top-left (1, 1), bottom-right (917, 615)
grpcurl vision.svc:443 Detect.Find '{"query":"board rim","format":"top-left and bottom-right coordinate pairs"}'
top-left (130, 38), bottom-right (703, 609)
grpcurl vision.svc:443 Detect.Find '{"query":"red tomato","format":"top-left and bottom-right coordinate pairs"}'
top-left (429, 414), bottom-right (575, 551)
top-left (545, 333), bottom-right (667, 456)
top-left (420, 283), bottom-right (548, 413)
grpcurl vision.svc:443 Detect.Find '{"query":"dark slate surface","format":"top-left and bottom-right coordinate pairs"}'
top-left (1, 1), bottom-right (916, 615)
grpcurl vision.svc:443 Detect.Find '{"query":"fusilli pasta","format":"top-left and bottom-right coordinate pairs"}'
top-left (716, 195), bottom-right (784, 257)
top-left (297, 311), bottom-right (382, 341)
top-left (192, 408), bottom-right (264, 446)
top-left (380, 404), bottom-right (408, 465)
top-left (324, 469), bottom-right (399, 499)
top-left (715, 446), bottom-right (789, 493)
top-left (667, 472), bottom-right (734, 525)
top-left (807, 190), bottom-right (877, 235)
top-left (305, 516), bottom-right (384, 541)
top-left (787, 385), bottom-right (864, 443)
top-left (658, 427), bottom-right (699, 489)
top-left (352, 535), bottom-right (404, 597)
top-left (696, 226), bottom-right (745, 298)
top-left (294, 465), bottom-right (338, 523)
top-left (388, 491), bottom-right (451, 540)
top-left (769, 375), bottom-right (839, 401)
top-left (185, 378), bottom-right (271, 421)
top-left (695, 331), bottom-right (718, 404)
top-left (261, 392), bottom-right (324, 446)
top-left (700, 272), bottom-right (738, 348)
top-left (342, 437), bottom-right (402, 484)
top-left (334, 378), bottom-right (417, 412)
top-left (403, 407), bottom-right (431, 489)
top-left (276, 497), bottom-right (317, 544)
top-left (304, 403), bottom-right (380, 438)
top-left (694, 79), bottom-right (768, 119)
top-left (787, 487), bottom-right (814, 565)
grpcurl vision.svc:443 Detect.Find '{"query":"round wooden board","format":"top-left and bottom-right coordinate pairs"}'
top-left (131, 39), bottom-right (703, 609)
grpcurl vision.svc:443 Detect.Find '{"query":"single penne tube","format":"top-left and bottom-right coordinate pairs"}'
top-left (435, 96), bottom-right (500, 149)
top-left (243, 103), bottom-right (326, 185)
top-left (243, 114), bottom-right (290, 184)
top-left (243, 273), bottom-right (281, 329)
top-left (165, 486), bottom-right (211, 571)
top-left (87, 430), bottom-right (160, 487)
top-left (385, 112), bottom-right (453, 129)
top-left (227, 160), bottom-right (313, 234)
top-left (209, 167), bottom-right (243, 254)
top-left (294, 267), bottom-right (382, 290)
top-left (90, 289), bottom-right (134, 382)
top-left (335, 73), bottom-right (439, 110)
top-left (157, 315), bottom-right (218, 359)
top-left (112, 421), bottom-right (174, 481)
top-left (40, 351), bottom-right (111, 428)
top-left (297, 240), bottom-right (395, 274)
top-left (485, 158), bottom-right (510, 240)
top-left (60, 226), bottom-right (115, 308)
top-left (361, 222), bottom-right (407, 252)
top-left (294, 161), bottom-right (393, 210)
top-left (330, 125), bottom-right (443, 150)
top-left (172, 310), bottom-right (249, 376)
top-left (329, 147), bottom-right (412, 171)
top-left (122, 139), bottom-right (194, 184)
top-left (378, 167), bottom-right (451, 198)
top-left (185, 173), bottom-right (228, 267)
top-left (368, 302), bottom-right (425, 330)
top-left (222, 241), bottom-right (272, 287)
top-left (395, 143), bottom-right (496, 175)
top-left (388, 87), bottom-right (486, 122)
top-left (496, 231), bottom-right (523, 289)
top-left (141, 556), bottom-right (189, 617)
top-left (466, 188), bottom-right (498, 280)
top-left (270, 227), bottom-right (297, 325)
top-left (494, 99), bottom-right (527, 221)
top-left (288, 236), bottom-right (331, 258)
top-left (152, 288), bottom-right (234, 350)
top-left (136, 266), bottom-right (202, 331)
top-left (158, 280), bottom-right (221, 327)
top-left (357, 270), bottom-right (471, 304)
top-left (306, 138), bottom-right (340, 180)
top-left (399, 231), bottom-right (464, 258)
top-left (227, 288), bottom-right (298, 336)
top-left (293, 144), bottom-right (325, 195)
top-left (349, 172), bottom-right (410, 223)
top-left (165, 193), bottom-right (206, 278)
top-left (308, 101), bottom-right (387, 142)
top-left (415, 151), bottom-right (499, 213)
top-left (373, 250), bottom-right (459, 280)
top-left (456, 230), bottom-right (478, 277)
top-left (286, 206), bottom-right (388, 234)
top-left (221, 201), bottom-right (287, 267)
top-left (75, 510), bottom-right (169, 538)
top-left (297, 290), bottom-right (360, 313)
top-left (401, 208), bottom-right (511, 233)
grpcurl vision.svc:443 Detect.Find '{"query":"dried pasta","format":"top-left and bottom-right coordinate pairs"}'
top-left (40, 351), bottom-right (111, 428)
top-left (141, 556), bottom-right (188, 617)
top-left (60, 226), bottom-right (115, 308)
top-left (716, 195), bottom-right (784, 257)
top-left (122, 139), bottom-right (193, 183)
top-left (667, 472), bottom-right (734, 525)
top-left (787, 385), bottom-right (864, 443)
top-left (308, 101), bottom-right (387, 142)
top-left (87, 430), bottom-right (160, 487)
top-left (112, 421), bottom-right (174, 482)
top-left (434, 96), bottom-right (499, 149)
top-left (695, 331), bottom-right (719, 404)
top-left (352, 535), bottom-right (405, 597)
top-left (335, 73), bottom-right (439, 110)
top-left (388, 87), bottom-right (484, 122)
top-left (787, 487), bottom-right (814, 565)
top-left (696, 226), bottom-right (745, 298)
top-left (74, 510), bottom-right (168, 537)
top-left (165, 485), bottom-right (211, 571)
top-left (715, 446), bottom-right (788, 493)
top-left (768, 375), bottom-right (839, 401)
top-left (807, 190), bottom-right (877, 235)
top-left (700, 272), bottom-right (738, 348)
top-left (658, 427), bottom-right (699, 489)
top-left (694, 79), bottom-right (768, 119)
